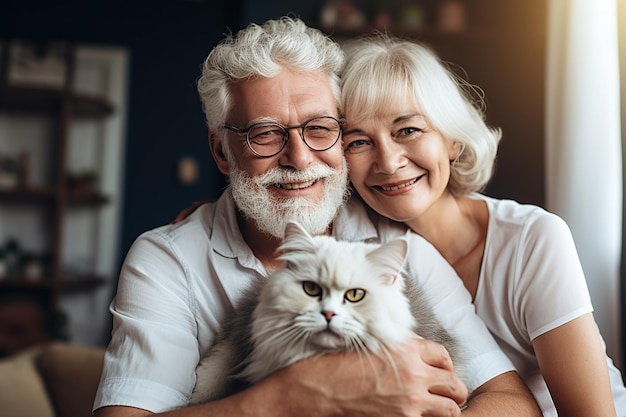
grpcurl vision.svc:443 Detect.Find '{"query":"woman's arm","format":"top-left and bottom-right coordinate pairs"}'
top-left (534, 312), bottom-right (617, 417)
top-left (462, 371), bottom-right (540, 416)
top-left (516, 213), bottom-right (617, 416)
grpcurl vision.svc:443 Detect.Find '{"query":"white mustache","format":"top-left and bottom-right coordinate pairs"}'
top-left (255, 165), bottom-right (336, 186)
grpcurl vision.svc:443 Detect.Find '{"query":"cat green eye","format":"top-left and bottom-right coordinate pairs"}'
top-left (344, 288), bottom-right (366, 303)
top-left (303, 281), bottom-right (322, 297)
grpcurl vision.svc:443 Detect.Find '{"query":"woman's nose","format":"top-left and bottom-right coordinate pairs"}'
top-left (374, 140), bottom-right (407, 174)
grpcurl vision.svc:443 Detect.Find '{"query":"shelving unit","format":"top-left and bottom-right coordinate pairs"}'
top-left (0, 40), bottom-right (115, 339)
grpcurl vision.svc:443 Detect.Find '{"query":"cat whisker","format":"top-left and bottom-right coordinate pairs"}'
top-left (256, 323), bottom-right (308, 347)
top-left (345, 337), bottom-right (402, 389)
top-left (376, 343), bottom-right (402, 385)
top-left (348, 336), bottom-right (384, 388)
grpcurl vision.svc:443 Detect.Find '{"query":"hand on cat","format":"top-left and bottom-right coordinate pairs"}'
top-left (273, 333), bottom-right (467, 417)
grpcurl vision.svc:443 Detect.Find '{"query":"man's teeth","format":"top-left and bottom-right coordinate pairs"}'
top-left (381, 178), bottom-right (417, 191)
top-left (274, 180), bottom-right (317, 189)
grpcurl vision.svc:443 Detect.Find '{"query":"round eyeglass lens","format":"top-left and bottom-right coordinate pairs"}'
top-left (302, 117), bottom-right (341, 150)
top-left (247, 124), bottom-right (285, 156)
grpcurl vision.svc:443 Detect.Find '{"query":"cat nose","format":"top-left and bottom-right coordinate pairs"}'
top-left (322, 310), bottom-right (336, 322)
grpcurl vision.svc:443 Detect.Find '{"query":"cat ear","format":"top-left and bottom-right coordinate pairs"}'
top-left (278, 221), bottom-right (318, 256)
top-left (367, 237), bottom-right (408, 285)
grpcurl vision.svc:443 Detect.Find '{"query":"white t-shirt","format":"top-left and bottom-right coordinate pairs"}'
top-left (472, 194), bottom-right (626, 416)
top-left (93, 192), bottom-right (514, 413)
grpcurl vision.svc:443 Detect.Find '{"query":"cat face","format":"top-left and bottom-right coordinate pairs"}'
top-left (252, 222), bottom-right (416, 356)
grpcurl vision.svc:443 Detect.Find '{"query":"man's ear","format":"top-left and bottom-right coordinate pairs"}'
top-left (209, 130), bottom-right (230, 175)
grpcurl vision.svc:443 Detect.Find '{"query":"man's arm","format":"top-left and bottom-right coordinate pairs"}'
top-left (95, 335), bottom-right (468, 417)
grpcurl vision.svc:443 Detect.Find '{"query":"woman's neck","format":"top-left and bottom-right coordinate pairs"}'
top-left (404, 194), bottom-right (488, 298)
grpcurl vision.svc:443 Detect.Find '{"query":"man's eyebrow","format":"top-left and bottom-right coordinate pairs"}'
top-left (248, 113), bottom-right (339, 126)
top-left (246, 116), bottom-right (280, 126)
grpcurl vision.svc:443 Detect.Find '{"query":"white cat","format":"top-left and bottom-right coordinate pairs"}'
top-left (189, 221), bottom-right (461, 404)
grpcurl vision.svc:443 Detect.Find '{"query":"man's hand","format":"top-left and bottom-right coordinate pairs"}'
top-left (272, 333), bottom-right (467, 417)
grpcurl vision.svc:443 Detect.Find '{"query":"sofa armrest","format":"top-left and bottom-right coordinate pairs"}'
top-left (36, 342), bottom-right (105, 417)
top-left (0, 346), bottom-right (56, 417)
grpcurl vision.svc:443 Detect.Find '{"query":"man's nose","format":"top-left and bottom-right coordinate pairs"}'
top-left (278, 129), bottom-right (314, 169)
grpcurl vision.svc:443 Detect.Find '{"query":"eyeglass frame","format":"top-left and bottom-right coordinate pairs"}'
top-left (222, 115), bottom-right (345, 158)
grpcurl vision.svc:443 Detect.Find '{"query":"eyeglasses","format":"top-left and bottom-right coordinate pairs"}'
top-left (222, 116), bottom-right (344, 158)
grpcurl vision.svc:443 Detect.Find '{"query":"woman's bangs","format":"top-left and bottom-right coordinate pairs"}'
top-left (346, 65), bottom-right (413, 120)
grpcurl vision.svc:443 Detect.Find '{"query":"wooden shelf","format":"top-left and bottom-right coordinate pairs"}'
top-left (0, 275), bottom-right (107, 291)
top-left (0, 40), bottom-right (123, 349)
top-left (0, 187), bottom-right (109, 206)
top-left (60, 275), bottom-right (108, 291)
top-left (67, 191), bottom-right (110, 206)
top-left (0, 41), bottom-right (116, 328)
top-left (0, 85), bottom-right (114, 118)
top-left (0, 186), bottom-right (56, 202)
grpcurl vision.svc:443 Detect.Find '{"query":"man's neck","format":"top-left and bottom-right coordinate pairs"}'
top-left (236, 212), bottom-right (284, 271)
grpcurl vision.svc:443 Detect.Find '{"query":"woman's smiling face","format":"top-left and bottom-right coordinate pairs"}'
top-left (342, 107), bottom-right (461, 223)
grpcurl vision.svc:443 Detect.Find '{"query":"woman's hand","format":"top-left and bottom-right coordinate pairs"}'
top-left (171, 200), bottom-right (212, 224)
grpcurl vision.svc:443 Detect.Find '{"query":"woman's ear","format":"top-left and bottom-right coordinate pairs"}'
top-left (449, 140), bottom-right (464, 162)
top-left (209, 131), bottom-right (230, 175)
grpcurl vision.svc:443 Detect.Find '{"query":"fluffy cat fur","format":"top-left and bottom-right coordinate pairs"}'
top-left (189, 221), bottom-right (461, 404)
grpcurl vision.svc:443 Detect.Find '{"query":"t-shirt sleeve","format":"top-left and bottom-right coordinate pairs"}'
top-left (93, 229), bottom-right (201, 413)
top-left (515, 212), bottom-right (593, 341)
top-left (404, 232), bottom-right (515, 392)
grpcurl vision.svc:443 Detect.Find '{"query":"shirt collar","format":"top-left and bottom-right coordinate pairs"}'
top-left (332, 196), bottom-right (380, 243)
top-left (210, 189), bottom-right (260, 270)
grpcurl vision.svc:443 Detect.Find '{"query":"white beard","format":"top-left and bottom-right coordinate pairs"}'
top-left (226, 152), bottom-right (349, 239)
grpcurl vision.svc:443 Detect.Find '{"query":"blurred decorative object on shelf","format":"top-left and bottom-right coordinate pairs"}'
top-left (437, 0), bottom-right (467, 33)
top-left (0, 154), bottom-right (19, 189)
top-left (66, 169), bottom-right (98, 194)
top-left (372, 10), bottom-right (393, 30)
top-left (6, 41), bottom-right (69, 88)
top-left (0, 238), bottom-right (20, 278)
top-left (398, 2), bottom-right (426, 30)
top-left (0, 249), bottom-right (6, 279)
top-left (0, 238), bottom-right (52, 281)
top-left (20, 252), bottom-right (45, 281)
top-left (320, 0), bottom-right (367, 32)
top-left (17, 150), bottom-right (30, 187)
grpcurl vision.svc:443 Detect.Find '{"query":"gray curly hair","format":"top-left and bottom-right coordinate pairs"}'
top-left (197, 17), bottom-right (345, 133)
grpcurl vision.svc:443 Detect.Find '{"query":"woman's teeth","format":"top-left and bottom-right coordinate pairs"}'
top-left (380, 178), bottom-right (418, 191)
